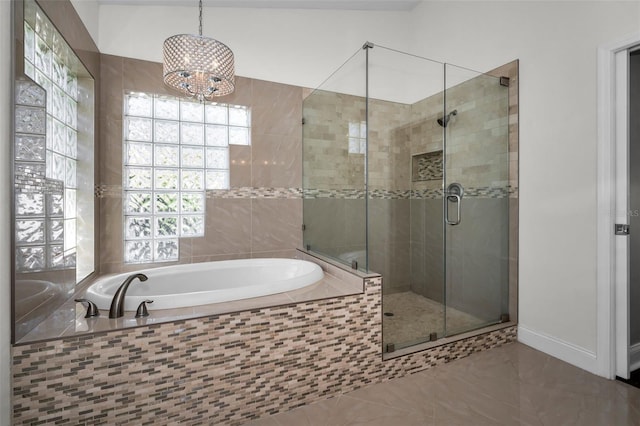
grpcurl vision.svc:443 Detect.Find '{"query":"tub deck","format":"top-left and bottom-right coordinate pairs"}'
top-left (18, 252), bottom-right (367, 343)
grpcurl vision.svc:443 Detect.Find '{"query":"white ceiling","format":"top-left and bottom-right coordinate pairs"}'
top-left (96, 0), bottom-right (421, 11)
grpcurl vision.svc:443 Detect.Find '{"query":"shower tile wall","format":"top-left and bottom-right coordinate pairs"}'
top-left (302, 91), bottom-right (413, 291)
top-left (302, 90), bottom-right (366, 261)
top-left (409, 68), bottom-right (513, 322)
top-left (367, 99), bottom-right (413, 293)
top-left (98, 55), bottom-right (304, 273)
top-left (411, 61), bottom-right (518, 320)
top-left (303, 62), bottom-right (517, 316)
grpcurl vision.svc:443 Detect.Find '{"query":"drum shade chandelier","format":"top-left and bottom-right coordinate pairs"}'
top-left (163, 0), bottom-right (235, 100)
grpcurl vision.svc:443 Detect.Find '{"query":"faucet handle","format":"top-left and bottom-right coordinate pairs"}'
top-left (75, 299), bottom-right (100, 318)
top-left (135, 300), bottom-right (153, 318)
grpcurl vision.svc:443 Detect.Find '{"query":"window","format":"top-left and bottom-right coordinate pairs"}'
top-left (348, 121), bottom-right (366, 154)
top-left (123, 93), bottom-right (250, 263)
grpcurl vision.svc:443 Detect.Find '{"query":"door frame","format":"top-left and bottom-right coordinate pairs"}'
top-left (596, 32), bottom-right (640, 379)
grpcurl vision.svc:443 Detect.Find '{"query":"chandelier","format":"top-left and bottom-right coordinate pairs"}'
top-left (163, 0), bottom-right (235, 101)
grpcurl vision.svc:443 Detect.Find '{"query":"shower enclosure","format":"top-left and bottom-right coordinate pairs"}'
top-left (302, 43), bottom-right (517, 353)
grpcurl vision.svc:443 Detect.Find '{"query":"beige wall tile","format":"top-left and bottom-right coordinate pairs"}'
top-left (229, 145), bottom-right (252, 188)
top-left (252, 133), bottom-right (301, 188)
top-left (221, 76), bottom-right (253, 107)
top-left (252, 199), bottom-right (302, 252)
top-left (191, 198), bottom-right (252, 257)
top-left (252, 79), bottom-right (302, 136)
top-left (99, 118), bottom-right (123, 186)
top-left (98, 197), bottom-right (123, 265)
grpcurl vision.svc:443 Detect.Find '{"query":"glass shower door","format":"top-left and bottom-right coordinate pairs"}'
top-left (443, 64), bottom-right (510, 336)
top-left (367, 45), bottom-right (447, 351)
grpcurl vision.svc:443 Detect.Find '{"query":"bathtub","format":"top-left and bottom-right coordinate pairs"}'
top-left (85, 258), bottom-right (324, 311)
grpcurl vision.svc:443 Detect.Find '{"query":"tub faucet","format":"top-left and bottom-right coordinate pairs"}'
top-left (109, 273), bottom-right (148, 318)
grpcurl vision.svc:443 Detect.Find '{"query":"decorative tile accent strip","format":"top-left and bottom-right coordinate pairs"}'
top-left (368, 189), bottom-right (413, 200)
top-left (14, 162), bottom-right (46, 191)
top-left (12, 273), bottom-right (516, 425)
top-left (303, 188), bottom-right (366, 199)
top-left (410, 188), bottom-right (444, 199)
top-left (207, 187), bottom-right (303, 199)
top-left (94, 184), bottom-right (122, 198)
top-left (97, 185), bottom-right (518, 200)
top-left (95, 185), bottom-right (304, 199)
top-left (303, 187), bottom-right (518, 200)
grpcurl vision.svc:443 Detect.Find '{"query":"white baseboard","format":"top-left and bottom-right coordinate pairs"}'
top-left (630, 343), bottom-right (640, 372)
top-left (518, 325), bottom-right (599, 375)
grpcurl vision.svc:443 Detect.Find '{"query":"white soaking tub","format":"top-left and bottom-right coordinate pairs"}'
top-left (85, 258), bottom-right (324, 311)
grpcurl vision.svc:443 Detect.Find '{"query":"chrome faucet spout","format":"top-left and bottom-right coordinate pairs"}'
top-left (109, 273), bottom-right (148, 318)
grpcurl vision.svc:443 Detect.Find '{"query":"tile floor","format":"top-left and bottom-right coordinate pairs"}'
top-left (244, 342), bottom-right (640, 425)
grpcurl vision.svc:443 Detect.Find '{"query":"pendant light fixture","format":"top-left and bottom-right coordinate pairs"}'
top-left (163, 0), bottom-right (235, 101)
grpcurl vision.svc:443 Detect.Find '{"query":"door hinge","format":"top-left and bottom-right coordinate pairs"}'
top-left (615, 224), bottom-right (630, 235)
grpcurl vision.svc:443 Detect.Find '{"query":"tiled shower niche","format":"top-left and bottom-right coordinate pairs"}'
top-left (411, 150), bottom-right (443, 182)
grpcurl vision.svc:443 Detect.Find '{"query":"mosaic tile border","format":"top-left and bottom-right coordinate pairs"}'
top-left (303, 188), bottom-right (366, 199)
top-left (304, 187), bottom-right (517, 200)
top-left (95, 185), bottom-right (518, 200)
top-left (94, 185), bottom-right (304, 199)
top-left (12, 273), bottom-right (516, 425)
top-left (207, 187), bottom-right (302, 199)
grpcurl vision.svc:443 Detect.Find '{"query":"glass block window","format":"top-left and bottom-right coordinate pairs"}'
top-left (23, 10), bottom-right (79, 271)
top-left (123, 93), bottom-right (250, 263)
top-left (348, 121), bottom-right (366, 154)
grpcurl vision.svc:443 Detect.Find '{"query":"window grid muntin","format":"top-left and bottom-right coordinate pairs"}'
top-left (348, 121), bottom-right (367, 154)
top-left (123, 93), bottom-right (250, 263)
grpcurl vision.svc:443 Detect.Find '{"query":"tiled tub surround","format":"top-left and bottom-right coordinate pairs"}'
top-left (99, 54), bottom-right (304, 274)
top-left (17, 251), bottom-right (363, 342)
top-left (12, 266), bottom-right (517, 425)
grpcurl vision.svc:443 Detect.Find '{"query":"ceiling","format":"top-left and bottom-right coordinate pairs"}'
top-left (96, 0), bottom-right (422, 11)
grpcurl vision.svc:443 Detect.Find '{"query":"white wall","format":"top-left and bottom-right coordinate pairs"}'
top-left (92, 0), bottom-right (640, 374)
top-left (98, 4), bottom-right (411, 89)
top-left (1, 0), bottom-right (12, 424)
top-left (70, 0), bottom-right (100, 47)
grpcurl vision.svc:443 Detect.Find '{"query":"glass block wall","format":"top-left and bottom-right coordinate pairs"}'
top-left (14, 81), bottom-right (52, 272)
top-left (21, 8), bottom-right (79, 273)
top-left (123, 93), bottom-right (250, 263)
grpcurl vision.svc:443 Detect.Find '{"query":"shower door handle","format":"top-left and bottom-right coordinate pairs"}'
top-left (445, 194), bottom-right (462, 226)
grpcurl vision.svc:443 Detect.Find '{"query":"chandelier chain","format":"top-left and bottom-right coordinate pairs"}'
top-left (198, 0), bottom-right (203, 36)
